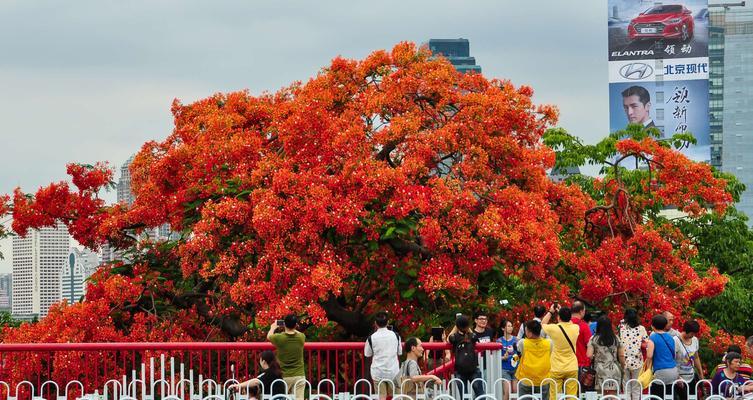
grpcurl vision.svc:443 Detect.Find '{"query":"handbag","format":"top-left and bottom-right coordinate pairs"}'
top-left (579, 365), bottom-right (597, 388)
top-left (638, 366), bottom-right (653, 388)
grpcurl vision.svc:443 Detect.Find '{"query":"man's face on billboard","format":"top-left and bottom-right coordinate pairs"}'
top-left (622, 94), bottom-right (651, 124)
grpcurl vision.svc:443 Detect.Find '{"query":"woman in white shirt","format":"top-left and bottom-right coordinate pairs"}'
top-left (619, 308), bottom-right (648, 400)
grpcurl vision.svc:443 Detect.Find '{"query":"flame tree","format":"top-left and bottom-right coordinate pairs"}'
top-left (0, 43), bottom-right (735, 357)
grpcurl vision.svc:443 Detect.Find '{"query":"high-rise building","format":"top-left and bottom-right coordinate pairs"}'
top-left (0, 273), bottom-right (12, 312)
top-left (709, 10), bottom-right (753, 224)
top-left (549, 165), bottom-right (582, 183)
top-left (11, 221), bottom-right (70, 319)
top-left (98, 244), bottom-right (117, 265)
top-left (118, 154), bottom-right (176, 240)
top-left (117, 154), bottom-right (136, 206)
top-left (102, 155), bottom-right (137, 264)
top-left (427, 38), bottom-right (482, 73)
top-left (61, 248), bottom-right (99, 304)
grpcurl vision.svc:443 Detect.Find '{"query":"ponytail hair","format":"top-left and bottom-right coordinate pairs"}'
top-left (261, 350), bottom-right (282, 376)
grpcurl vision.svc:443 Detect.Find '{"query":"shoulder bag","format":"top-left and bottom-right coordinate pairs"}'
top-left (559, 325), bottom-right (595, 388)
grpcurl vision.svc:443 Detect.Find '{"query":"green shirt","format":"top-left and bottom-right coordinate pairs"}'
top-left (270, 331), bottom-right (306, 377)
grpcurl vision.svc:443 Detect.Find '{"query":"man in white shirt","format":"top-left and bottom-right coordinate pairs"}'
top-left (365, 311), bottom-right (402, 399)
top-left (517, 305), bottom-right (548, 339)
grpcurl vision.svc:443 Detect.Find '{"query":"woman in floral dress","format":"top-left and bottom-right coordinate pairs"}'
top-left (588, 316), bottom-right (625, 396)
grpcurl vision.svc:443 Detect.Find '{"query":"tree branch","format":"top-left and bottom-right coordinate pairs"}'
top-left (385, 237), bottom-right (433, 259)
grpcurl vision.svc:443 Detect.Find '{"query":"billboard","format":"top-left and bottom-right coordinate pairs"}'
top-left (609, 0), bottom-right (709, 61)
top-left (608, 79), bottom-right (710, 161)
top-left (608, 0), bottom-right (710, 162)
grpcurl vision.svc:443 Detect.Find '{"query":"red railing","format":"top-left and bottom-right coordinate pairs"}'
top-left (0, 341), bottom-right (501, 398)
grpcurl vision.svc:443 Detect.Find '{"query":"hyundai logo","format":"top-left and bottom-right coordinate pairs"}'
top-left (619, 62), bottom-right (654, 80)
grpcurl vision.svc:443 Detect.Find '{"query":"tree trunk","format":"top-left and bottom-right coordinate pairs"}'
top-left (319, 294), bottom-right (372, 338)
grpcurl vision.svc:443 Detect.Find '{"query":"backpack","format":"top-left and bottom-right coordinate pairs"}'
top-left (454, 334), bottom-right (478, 377)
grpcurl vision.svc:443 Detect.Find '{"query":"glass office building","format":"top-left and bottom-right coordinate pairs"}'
top-left (427, 38), bottom-right (482, 74)
top-left (709, 9), bottom-right (753, 224)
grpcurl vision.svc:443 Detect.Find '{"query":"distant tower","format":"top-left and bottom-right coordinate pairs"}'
top-left (12, 221), bottom-right (70, 319)
top-left (113, 154), bottom-right (176, 243)
top-left (61, 248), bottom-right (99, 304)
top-left (427, 38), bottom-right (482, 73)
top-left (117, 155), bottom-right (136, 206)
top-left (709, 9), bottom-right (753, 225)
top-left (0, 273), bottom-right (12, 312)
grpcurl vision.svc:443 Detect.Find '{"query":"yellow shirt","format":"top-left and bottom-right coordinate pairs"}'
top-left (542, 322), bottom-right (579, 372)
top-left (516, 337), bottom-right (552, 386)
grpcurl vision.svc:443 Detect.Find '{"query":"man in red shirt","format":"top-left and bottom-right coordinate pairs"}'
top-left (571, 301), bottom-right (593, 388)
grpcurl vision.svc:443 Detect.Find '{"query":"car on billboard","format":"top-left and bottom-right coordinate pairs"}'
top-left (695, 7), bottom-right (708, 21)
top-left (628, 4), bottom-right (695, 42)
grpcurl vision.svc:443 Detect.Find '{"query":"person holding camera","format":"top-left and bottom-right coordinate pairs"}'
top-left (365, 311), bottom-right (402, 400)
top-left (267, 314), bottom-right (306, 400)
top-left (541, 303), bottom-right (580, 399)
top-left (517, 305), bottom-right (548, 339)
top-left (448, 315), bottom-right (485, 399)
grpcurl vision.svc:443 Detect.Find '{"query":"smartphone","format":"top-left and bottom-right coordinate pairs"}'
top-left (553, 301), bottom-right (559, 309)
top-left (431, 327), bottom-right (444, 341)
top-left (276, 319), bottom-right (284, 327)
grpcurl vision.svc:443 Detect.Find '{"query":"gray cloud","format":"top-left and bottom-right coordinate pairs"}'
top-left (0, 0), bottom-right (627, 271)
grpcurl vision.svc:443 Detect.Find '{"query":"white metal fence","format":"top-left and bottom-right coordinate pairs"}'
top-left (0, 352), bottom-right (751, 400)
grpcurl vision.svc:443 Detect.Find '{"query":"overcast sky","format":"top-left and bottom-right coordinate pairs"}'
top-left (0, 0), bottom-right (628, 272)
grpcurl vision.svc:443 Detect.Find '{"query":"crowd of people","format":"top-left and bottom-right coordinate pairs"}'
top-left (432, 303), bottom-right (753, 400)
top-left (229, 309), bottom-right (753, 400)
top-left (379, 304), bottom-right (753, 400)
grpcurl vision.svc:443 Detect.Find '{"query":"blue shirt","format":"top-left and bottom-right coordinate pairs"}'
top-left (650, 332), bottom-right (677, 371)
top-left (497, 335), bottom-right (519, 371)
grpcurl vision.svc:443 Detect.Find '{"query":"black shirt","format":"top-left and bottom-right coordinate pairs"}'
top-left (257, 368), bottom-right (285, 397)
top-left (472, 327), bottom-right (495, 343)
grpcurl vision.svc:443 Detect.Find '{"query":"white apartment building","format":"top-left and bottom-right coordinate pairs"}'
top-left (12, 221), bottom-right (70, 318)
